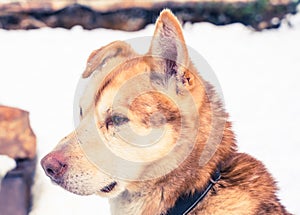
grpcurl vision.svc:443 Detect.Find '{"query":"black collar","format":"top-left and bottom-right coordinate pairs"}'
top-left (165, 168), bottom-right (221, 215)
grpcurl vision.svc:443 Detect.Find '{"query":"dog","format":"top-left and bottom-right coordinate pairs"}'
top-left (41, 9), bottom-right (290, 214)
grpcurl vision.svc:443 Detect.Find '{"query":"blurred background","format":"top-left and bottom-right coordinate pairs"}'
top-left (0, 0), bottom-right (299, 214)
top-left (0, 0), bottom-right (299, 30)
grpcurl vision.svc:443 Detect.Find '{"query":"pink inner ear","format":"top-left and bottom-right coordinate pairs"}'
top-left (149, 9), bottom-right (189, 71)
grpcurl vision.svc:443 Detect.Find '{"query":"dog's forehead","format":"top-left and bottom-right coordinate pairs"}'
top-left (78, 46), bottom-right (140, 111)
top-left (91, 58), bottom-right (152, 115)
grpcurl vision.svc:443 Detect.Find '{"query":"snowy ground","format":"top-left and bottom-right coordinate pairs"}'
top-left (0, 12), bottom-right (300, 214)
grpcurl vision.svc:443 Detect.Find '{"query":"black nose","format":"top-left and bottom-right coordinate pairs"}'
top-left (41, 152), bottom-right (68, 182)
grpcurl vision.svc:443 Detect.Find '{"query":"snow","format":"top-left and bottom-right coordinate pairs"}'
top-left (0, 12), bottom-right (300, 214)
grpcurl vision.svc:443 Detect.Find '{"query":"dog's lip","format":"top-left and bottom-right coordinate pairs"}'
top-left (50, 179), bottom-right (64, 187)
top-left (47, 176), bottom-right (62, 185)
top-left (100, 181), bottom-right (117, 193)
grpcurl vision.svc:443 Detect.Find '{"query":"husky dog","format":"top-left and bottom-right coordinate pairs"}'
top-left (41, 9), bottom-right (290, 215)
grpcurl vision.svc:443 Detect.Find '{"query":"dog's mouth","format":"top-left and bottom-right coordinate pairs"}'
top-left (100, 181), bottom-right (117, 193)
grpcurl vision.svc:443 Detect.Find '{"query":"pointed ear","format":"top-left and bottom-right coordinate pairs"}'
top-left (149, 9), bottom-right (189, 70)
top-left (82, 41), bottom-right (135, 78)
top-left (149, 9), bottom-right (195, 93)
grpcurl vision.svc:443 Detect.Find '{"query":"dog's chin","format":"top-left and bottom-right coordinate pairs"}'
top-left (51, 180), bottom-right (123, 198)
top-left (52, 181), bottom-right (94, 196)
top-left (54, 179), bottom-right (123, 198)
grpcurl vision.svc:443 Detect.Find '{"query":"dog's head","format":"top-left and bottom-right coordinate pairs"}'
top-left (41, 9), bottom-right (207, 198)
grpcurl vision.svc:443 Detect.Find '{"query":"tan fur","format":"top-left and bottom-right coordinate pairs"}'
top-left (41, 9), bottom-right (290, 214)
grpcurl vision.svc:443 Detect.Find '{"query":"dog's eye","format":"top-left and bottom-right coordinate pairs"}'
top-left (106, 115), bottom-right (129, 128)
top-left (112, 115), bottom-right (129, 126)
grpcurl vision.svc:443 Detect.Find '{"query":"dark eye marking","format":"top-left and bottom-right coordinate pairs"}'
top-left (105, 114), bottom-right (129, 129)
top-left (80, 107), bottom-right (83, 117)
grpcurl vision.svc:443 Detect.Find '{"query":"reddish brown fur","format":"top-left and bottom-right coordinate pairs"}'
top-left (41, 9), bottom-right (291, 215)
top-left (112, 81), bottom-right (290, 214)
top-left (108, 10), bottom-right (290, 215)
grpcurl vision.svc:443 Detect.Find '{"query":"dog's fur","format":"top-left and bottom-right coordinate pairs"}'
top-left (41, 9), bottom-right (290, 214)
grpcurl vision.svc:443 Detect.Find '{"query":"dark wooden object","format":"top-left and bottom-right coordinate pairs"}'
top-left (0, 1), bottom-right (298, 31)
top-left (0, 106), bottom-right (36, 215)
top-left (0, 159), bottom-right (36, 215)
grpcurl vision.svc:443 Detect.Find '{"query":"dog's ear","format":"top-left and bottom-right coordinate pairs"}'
top-left (82, 41), bottom-right (135, 78)
top-left (148, 9), bottom-right (194, 92)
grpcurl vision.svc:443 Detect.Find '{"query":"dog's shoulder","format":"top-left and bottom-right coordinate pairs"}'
top-left (222, 153), bottom-right (274, 185)
top-left (210, 153), bottom-right (291, 215)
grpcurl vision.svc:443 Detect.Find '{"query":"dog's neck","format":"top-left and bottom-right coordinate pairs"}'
top-left (110, 83), bottom-right (236, 215)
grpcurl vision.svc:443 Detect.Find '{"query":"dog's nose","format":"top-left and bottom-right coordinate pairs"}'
top-left (41, 152), bottom-right (68, 182)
